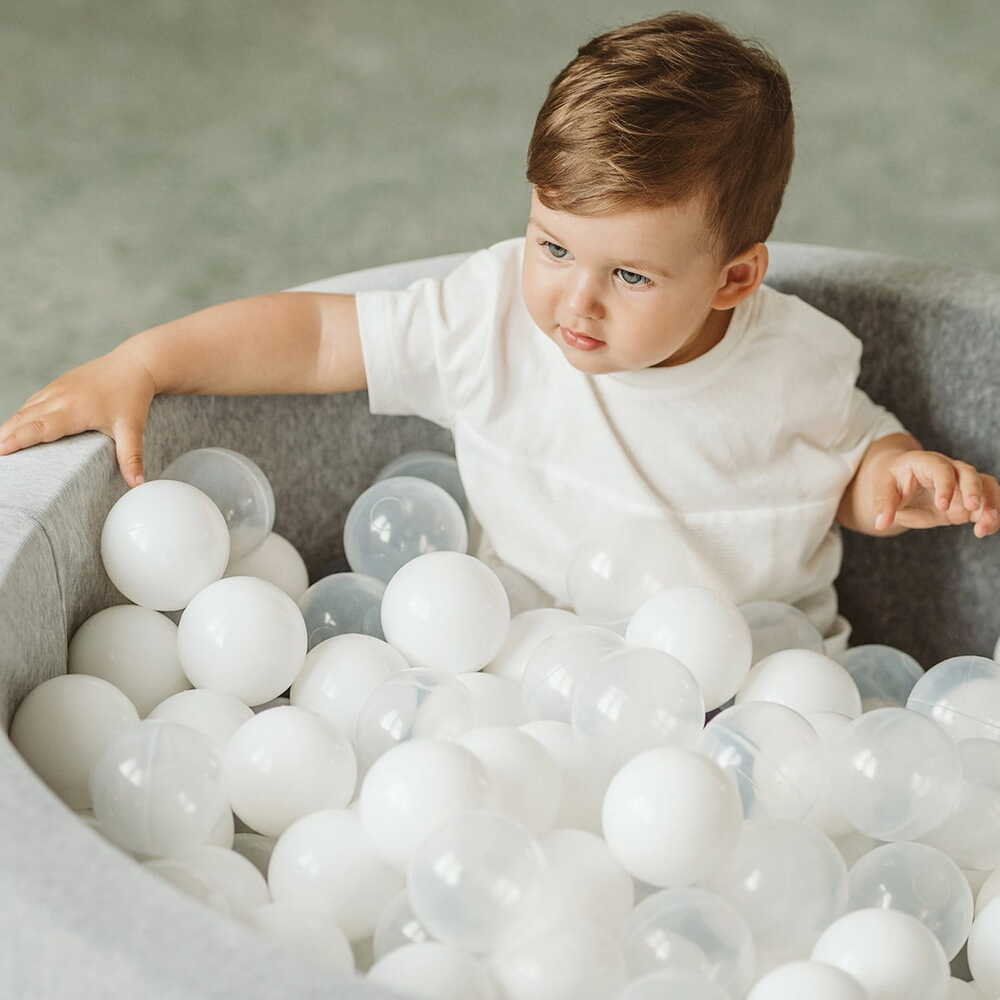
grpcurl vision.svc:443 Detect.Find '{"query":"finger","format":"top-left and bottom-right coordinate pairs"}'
top-left (113, 421), bottom-right (146, 489)
top-left (974, 476), bottom-right (1000, 539)
top-left (911, 456), bottom-right (958, 512)
top-left (0, 402), bottom-right (45, 452)
top-left (956, 463), bottom-right (985, 512)
top-left (0, 413), bottom-right (60, 454)
top-left (944, 485), bottom-right (972, 526)
top-left (874, 477), bottom-right (903, 531)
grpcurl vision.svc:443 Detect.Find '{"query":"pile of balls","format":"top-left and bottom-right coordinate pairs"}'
top-left (8, 446), bottom-right (1000, 1000)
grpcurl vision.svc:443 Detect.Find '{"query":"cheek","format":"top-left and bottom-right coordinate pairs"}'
top-left (521, 262), bottom-right (553, 326)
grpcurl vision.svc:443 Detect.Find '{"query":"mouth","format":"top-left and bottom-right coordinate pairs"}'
top-left (560, 326), bottom-right (605, 351)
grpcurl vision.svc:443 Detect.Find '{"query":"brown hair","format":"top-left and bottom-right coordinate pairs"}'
top-left (525, 11), bottom-right (795, 267)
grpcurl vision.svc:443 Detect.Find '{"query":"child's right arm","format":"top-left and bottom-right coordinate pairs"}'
top-left (0, 292), bottom-right (366, 488)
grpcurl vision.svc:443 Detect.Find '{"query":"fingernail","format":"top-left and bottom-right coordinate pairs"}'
top-left (875, 512), bottom-right (887, 530)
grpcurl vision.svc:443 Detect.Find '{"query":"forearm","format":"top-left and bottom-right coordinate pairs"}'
top-left (836, 432), bottom-right (923, 536)
top-left (113, 293), bottom-right (325, 397)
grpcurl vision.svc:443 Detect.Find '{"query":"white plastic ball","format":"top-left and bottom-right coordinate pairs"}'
top-left (907, 655), bottom-right (1000, 742)
top-left (839, 644), bottom-right (924, 711)
top-left (707, 819), bottom-right (848, 971)
top-left (967, 898), bottom-right (1000, 996)
top-left (489, 916), bottom-right (626, 1000)
top-left (369, 942), bottom-right (497, 1000)
top-left (100, 479), bottom-right (230, 610)
top-left (697, 700), bottom-right (820, 822)
top-left (147, 688), bottom-right (253, 748)
top-left (164, 843), bottom-right (269, 919)
top-left (520, 625), bottom-right (623, 723)
top-left (222, 706), bottom-right (356, 837)
top-left (344, 475), bottom-right (468, 584)
top-left (619, 969), bottom-right (732, 1000)
top-left (827, 708), bottom-right (961, 841)
top-left (747, 960), bottom-right (869, 1000)
top-left (537, 828), bottom-right (634, 935)
top-left (246, 900), bottom-right (355, 975)
top-left (848, 841), bottom-right (973, 961)
top-left (737, 648), bottom-right (862, 718)
top-left (143, 856), bottom-right (232, 916)
top-left (358, 739), bottom-right (491, 870)
top-left (380, 551), bottom-right (510, 673)
top-left (626, 585), bottom-right (752, 710)
top-left (89, 719), bottom-right (229, 857)
top-left (624, 886), bottom-right (756, 997)
top-left (267, 807), bottom-right (403, 941)
top-left (811, 907), bottom-right (950, 1000)
top-left (571, 645), bottom-right (704, 769)
top-left (602, 747), bottom-right (742, 887)
top-left (354, 668), bottom-right (476, 770)
top-left (407, 810), bottom-right (548, 953)
top-left (298, 571), bottom-right (386, 648)
top-left (68, 604), bottom-right (189, 716)
top-left (224, 531), bottom-right (309, 601)
top-left (177, 575), bottom-right (307, 706)
top-left (485, 608), bottom-right (581, 682)
top-left (290, 632), bottom-right (409, 741)
top-left (487, 559), bottom-right (554, 617)
top-left (10, 673), bottom-right (139, 810)
top-left (946, 977), bottom-right (986, 999)
top-left (456, 672), bottom-right (525, 727)
top-left (740, 600), bottom-right (826, 665)
top-left (977, 867), bottom-right (1000, 916)
top-left (159, 446), bottom-right (275, 560)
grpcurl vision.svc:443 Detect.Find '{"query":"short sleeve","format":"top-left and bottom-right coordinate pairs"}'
top-left (834, 386), bottom-right (909, 475)
top-left (354, 242), bottom-right (515, 431)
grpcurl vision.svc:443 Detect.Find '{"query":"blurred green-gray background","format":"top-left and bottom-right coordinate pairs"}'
top-left (3, 0), bottom-right (997, 417)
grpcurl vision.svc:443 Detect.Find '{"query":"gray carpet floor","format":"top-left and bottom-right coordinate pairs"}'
top-left (3, 0), bottom-right (998, 419)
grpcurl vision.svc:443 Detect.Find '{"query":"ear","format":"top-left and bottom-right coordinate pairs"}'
top-left (711, 243), bottom-right (768, 310)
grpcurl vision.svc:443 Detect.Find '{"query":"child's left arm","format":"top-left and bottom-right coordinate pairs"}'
top-left (836, 431), bottom-right (1000, 539)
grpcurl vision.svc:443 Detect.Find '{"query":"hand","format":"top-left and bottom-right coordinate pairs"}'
top-left (0, 346), bottom-right (157, 488)
top-left (874, 450), bottom-right (999, 538)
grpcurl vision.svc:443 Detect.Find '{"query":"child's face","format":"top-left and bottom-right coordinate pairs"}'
top-left (521, 187), bottom-right (764, 373)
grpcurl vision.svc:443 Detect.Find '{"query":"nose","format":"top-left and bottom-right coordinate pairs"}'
top-left (565, 270), bottom-right (604, 322)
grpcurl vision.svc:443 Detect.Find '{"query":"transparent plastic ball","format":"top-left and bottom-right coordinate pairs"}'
top-left (746, 960), bottom-right (869, 1000)
top-left (521, 625), bottom-right (624, 723)
top-left (487, 559), bottom-right (554, 617)
top-left (697, 701), bottom-right (821, 822)
top-left (737, 648), bottom-right (862, 718)
top-left (907, 654), bottom-right (1000, 742)
top-left (602, 748), bottom-right (743, 888)
top-left (358, 739), bottom-right (492, 871)
top-left (160, 446), bottom-right (275, 561)
top-left (847, 841), bottom-right (973, 961)
top-left (354, 668), bottom-right (476, 770)
top-left (489, 916), bottom-right (627, 1000)
top-left (144, 856), bottom-right (232, 916)
top-left (375, 450), bottom-right (470, 517)
top-left (455, 672), bottom-right (525, 727)
top-left (921, 738), bottom-right (1000, 871)
top-left (163, 843), bottom-right (270, 919)
top-left (707, 819), bottom-right (848, 972)
top-left (839, 644), bottom-right (924, 711)
top-left (89, 719), bottom-right (229, 857)
top-left (827, 707), bottom-right (962, 841)
top-left (10, 673), bottom-right (139, 810)
top-left (224, 531), bottom-right (309, 601)
top-left (626, 585), bottom-right (753, 711)
top-left (68, 604), bottom-right (189, 717)
top-left (565, 516), bottom-right (701, 630)
top-left (624, 886), bottom-right (756, 998)
top-left (408, 810), bottom-right (549, 954)
top-left (177, 575), bottom-right (308, 707)
top-left (571, 645), bottom-right (705, 769)
top-left (373, 889), bottom-right (431, 960)
top-left (267, 807), bottom-right (404, 941)
top-left (811, 908), bottom-right (950, 1000)
top-left (619, 969), bottom-right (731, 1000)
top-left (100, 479), bottom-right (230, 610)
top-left (739, 600), bottom-right (826, 666)
top-left (802, 711), bottom-right (855, 838)
top-left (344, 475), bottom-right (468, 584)
top-left (298, 571), bottom-right (386, 649)
top-left (380, 550), bottom-right (511, 673)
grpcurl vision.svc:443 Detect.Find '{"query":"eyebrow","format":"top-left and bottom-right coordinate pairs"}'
top-left (528, 216), bottom-right (673, 278)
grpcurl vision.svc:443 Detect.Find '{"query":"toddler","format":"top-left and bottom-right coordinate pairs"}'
top-left (0, 12), bottom-right (995, 657)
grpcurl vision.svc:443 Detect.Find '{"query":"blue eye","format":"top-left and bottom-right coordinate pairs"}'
top-left (536, 239), bottom-right (652, 287)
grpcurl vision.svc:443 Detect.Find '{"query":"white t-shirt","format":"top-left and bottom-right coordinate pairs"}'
top-left (355, 236), bottom-right (906, 657)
